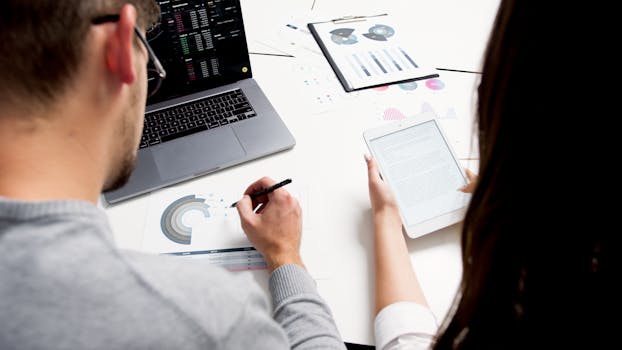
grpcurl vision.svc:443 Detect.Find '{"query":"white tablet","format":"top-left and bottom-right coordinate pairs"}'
top-left (364, 112), bottom-right (471, 238)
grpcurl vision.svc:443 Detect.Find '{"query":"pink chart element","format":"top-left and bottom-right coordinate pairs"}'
top-left (425, 79), bottom-right (445, 90)
top-left (374, 85), bottom-right (390, 91)
top-left (175, 14), bottom-right (184, 33)
top-left (383, 108), bottom-right (406, 121)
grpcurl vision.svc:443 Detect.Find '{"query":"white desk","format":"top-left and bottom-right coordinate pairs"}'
top-left (105, 0), bottom-right (498, 345)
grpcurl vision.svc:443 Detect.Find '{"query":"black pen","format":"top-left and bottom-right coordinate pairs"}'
top-left (230, 178), bottom-right (292, 208)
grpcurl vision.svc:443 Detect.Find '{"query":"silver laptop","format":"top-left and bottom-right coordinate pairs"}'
top-left (104, 0), bottom-right (295, 204)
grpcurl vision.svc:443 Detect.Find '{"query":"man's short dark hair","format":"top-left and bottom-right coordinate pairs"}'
top-left (0, 0), bottom-right (160, 109)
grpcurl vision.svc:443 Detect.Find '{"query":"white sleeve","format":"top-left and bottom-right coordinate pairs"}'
top-left (374, 302), bottom-right (438, 350)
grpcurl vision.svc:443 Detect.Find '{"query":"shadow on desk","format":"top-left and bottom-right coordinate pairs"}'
top-left (346, 342), bottom-right (375, 350)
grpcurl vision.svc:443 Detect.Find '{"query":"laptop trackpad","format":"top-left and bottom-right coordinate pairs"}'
top-left (152, 128), bottom-right (246, 181)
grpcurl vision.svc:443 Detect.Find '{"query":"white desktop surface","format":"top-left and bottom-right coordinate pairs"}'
top-left (105, 0), bottom-right (497, 345)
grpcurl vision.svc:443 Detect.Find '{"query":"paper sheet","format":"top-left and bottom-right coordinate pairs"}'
top-left (142, 189), bottom-right (249, 253)
top-left (140, 182), bottom-right (332, 277)
top-left (359, 71), bottom-right (480, 159)
top-left (308, 14), bottom-right (438, 91)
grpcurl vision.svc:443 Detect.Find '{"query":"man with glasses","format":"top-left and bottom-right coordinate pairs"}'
top-left (91, 13), bottom-right (167, 98)
top-left (0, 1), bottom-right (344, 349)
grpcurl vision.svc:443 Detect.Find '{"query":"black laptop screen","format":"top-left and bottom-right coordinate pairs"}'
top-left (146, 0), bottom-right (252, 104)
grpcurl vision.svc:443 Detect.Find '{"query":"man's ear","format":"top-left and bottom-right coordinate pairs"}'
top-left (105, 4), bottom-right (138, 84)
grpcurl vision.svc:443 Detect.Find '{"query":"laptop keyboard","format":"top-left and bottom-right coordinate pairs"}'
top-left (140, 89), bottom-right (257, 149)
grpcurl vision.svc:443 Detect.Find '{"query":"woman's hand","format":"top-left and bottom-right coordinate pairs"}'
top-left (459, 169), bottom-right (478, 193)
top-left (365, 154), bottom-right (399, 218)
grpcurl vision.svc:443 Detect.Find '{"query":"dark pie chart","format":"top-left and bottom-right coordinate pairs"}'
top-left (363, 24), bottom-right (396, 41)
top-left (330, 28), bottom-right (358, 45)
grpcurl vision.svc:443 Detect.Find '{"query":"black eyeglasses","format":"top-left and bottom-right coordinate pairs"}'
top-left (92, 15), bottom-right (166, 97)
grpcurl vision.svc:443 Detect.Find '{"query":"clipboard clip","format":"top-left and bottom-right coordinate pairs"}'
top-left (331, 13), bottom-right (388, 24)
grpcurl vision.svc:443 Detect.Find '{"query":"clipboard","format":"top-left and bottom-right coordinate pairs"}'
top-left (308, 14), bottom-right (439, 92)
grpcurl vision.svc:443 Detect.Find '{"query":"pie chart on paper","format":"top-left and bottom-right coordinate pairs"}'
top-left (160, 195), bottom-right (211, 245)
top-left (425, 79), bottom-right (445, 90)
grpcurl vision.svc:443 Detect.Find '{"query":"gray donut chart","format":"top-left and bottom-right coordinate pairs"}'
top-left (160, 195), bottom-right (211, 245)
top-left (330, 28), bottom-right (358, 45)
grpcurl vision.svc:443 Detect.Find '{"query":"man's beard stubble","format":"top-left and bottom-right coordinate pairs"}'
top-left (103, 151), bottom-right (136, 192)
top-left (102, 86), bottom-right (141, 192)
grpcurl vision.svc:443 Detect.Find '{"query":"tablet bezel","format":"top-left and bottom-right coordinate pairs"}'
top-left (363, 112), bottom-right (470, 239)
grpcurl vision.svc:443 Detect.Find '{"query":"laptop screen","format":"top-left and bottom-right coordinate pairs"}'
top-left (146, 0), bottom-right (252, 105)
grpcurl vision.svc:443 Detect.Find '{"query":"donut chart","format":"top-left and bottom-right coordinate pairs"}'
top-left (425, 79), bottom-right (445, 90)
top-left (398, 81), bottom-right (418, 91)
top-left (160, 195), bottom-right (211, 245)
top-left (364, 24), bottom-right (395, 41)
top-left (330, 28), bottom-right (358, 45)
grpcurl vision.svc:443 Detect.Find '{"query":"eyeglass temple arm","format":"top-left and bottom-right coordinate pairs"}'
top-left (133, 27), bottom-right (167, 79)
top-left (92, 16), bottom-right (167, 80)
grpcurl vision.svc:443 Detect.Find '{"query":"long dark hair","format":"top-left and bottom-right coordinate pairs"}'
top-left (433, 1), bottom-right (606, 348)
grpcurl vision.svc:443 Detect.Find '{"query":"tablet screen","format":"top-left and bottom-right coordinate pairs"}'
top-left (369, 120), bottom-right (470, 226)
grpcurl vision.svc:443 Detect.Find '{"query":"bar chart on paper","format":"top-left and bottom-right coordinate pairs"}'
top-left (309, 15), bottom-right (438, 91)
top-left (346, 46), bottom-right (419, 80)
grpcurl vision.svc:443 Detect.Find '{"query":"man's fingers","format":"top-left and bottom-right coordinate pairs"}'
top-left (235, 195), bottom-right (256, 225)
top-left (243, 176), bottom-right (276, 196)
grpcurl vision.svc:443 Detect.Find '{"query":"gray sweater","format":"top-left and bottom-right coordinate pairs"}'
top-left (0, 197), bottom-right (346, 350)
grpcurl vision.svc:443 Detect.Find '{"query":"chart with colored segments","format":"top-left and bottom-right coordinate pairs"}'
top-left (140, 183), bottom-right (321, 274)
top-left (310, 15), bottom-right (437, 91)
top-left (160, 195), bottom-right (212, 245)
top-left (142, 189), bottom-right (252, 257)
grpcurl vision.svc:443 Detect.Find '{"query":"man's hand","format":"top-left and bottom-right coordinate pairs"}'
top-left (235, 177), bottom-right (304, 273)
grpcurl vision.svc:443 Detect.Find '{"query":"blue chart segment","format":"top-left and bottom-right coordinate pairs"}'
top-left (166, 247), bottom-right (267, 271)
top-left (160, 195), bottom-right (210, 245)
top-left (363, 24), bottom-right (395, 41)
top-left (399, 81), bottom-right (418, 91)
top-left (330, 28), bottom-right (358, 45)
top-left (370, 24), bottom-right (395, 38)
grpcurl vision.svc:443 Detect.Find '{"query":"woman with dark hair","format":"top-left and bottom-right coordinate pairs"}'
top-left (366, 0), bottom-right (605, 349)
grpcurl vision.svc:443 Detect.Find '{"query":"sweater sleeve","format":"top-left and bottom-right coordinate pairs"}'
top-left (269, 264), bottom-right (346, 350)
top-left (221, 280), bottom-right (292, 350)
